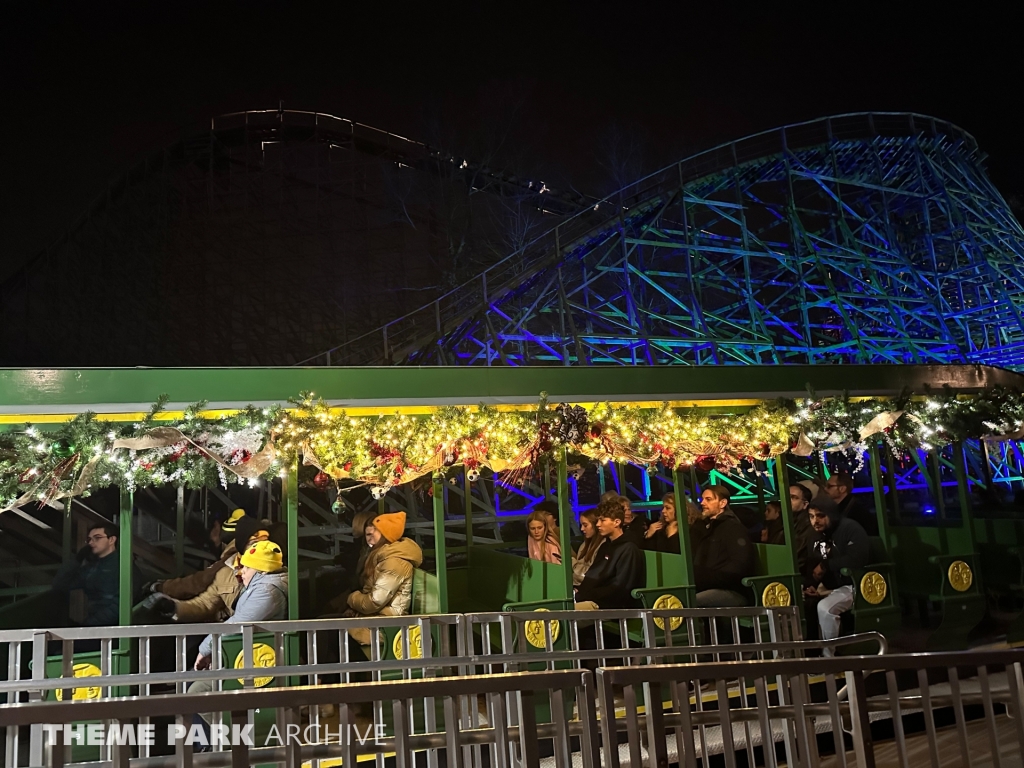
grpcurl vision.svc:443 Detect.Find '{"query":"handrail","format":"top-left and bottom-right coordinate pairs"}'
top-left (297, 111), bottom-right (979, 366)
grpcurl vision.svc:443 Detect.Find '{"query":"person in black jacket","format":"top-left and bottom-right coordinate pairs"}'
top-left (692, 486), bottom-right (756, 607)
top-left (824, 473), bottom-right (878, 536)
top-left (804, 498), bottom-right (870, 655)
top-left (575, 500), bottom-right (646, 609)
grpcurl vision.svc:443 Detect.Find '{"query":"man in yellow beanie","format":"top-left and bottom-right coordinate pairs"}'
top-left (347, 510), bottom-right (423, 620)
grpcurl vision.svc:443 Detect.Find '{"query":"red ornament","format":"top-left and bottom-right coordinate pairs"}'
top-left (589, 422), bottom-right (604, 439)
top-left (343, 461), bottom-right (353, 472)
top-left (695, 455), bottom-right (716, 472)
top-left (313, 471), bottom-right (330, 491)
top-left (757, 442), bottom-right (771, 457)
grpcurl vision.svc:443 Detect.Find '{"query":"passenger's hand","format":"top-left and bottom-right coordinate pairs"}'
top-left (760, 528), bottom-right (769, 543)
top-left (646, 521), bottom-right (664, 537)
top-left (803, 586), bottom-right (819, 598)
top-left (194, 654), bottom-right (211, 671)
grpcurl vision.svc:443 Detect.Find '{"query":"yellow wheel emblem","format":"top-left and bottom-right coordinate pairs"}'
top-left (948, 560), bottom-right (973, 592)
top-left (652, 594), bottom-right (684, 630)
top-left (233, 643), bottom-right (276, 687)
top-left (762, 582), bottom-right (792, 607)
top-left (54, 662), bottom-right (101, 701)
top-left (524, 608), bottom-right (561, 649)
top-left (393, 625), bottom-right (423, 660)
top-left (860, 571), bottom-right (888, 605)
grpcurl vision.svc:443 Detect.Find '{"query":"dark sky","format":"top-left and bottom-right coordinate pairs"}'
top-left (3, 3), bottom-right (1021, 281)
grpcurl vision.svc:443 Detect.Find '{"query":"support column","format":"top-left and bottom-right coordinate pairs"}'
top-left (282, 460), bottom-right (299, 620)
top-left (774, 457), bottom-right (798, 575)
top-left (432, 476), bottom-right (449, 613)
top-left (175, 486), bottom-right (185, 577)
top-left (556, 449), bottom-right (573, 601)
top-left (868, 443), bottom-right (891, 546)
top-left (119, 488), bottom-right (133, 632)
top-left (63, 500), bottom-right (72, 565)
top-left (464, 466), bottom-right (474, 549)
top-left (672, 468), bottom-right (695, 588)
top-left (953, 442), bottom-right (978, 551)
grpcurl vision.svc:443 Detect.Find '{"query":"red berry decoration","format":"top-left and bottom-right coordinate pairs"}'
top-left (695, 455), bottom-right (716, 472)
top-left (313, 471), bottom-right (330, 491)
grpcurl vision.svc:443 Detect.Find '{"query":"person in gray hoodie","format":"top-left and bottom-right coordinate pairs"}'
top-left (804, 497), bottom-right (869, 656)
top-left (187, 539), bottom-right (288, 749)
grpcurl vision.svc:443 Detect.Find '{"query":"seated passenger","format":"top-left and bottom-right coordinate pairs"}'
top-left (188, 539), bottom-right (288, 747)
top-left (527, 510), bottom-right (562, 564)
top-left (533, 500), bottom-right (561, 539)
top-left (574, 500), bottom-right (646, 610)
top-left (53, 523), bottom-right (139, 628)
top-left (346, 511), bottom-right (423, 618)
top-left (571, 508), bottom-right (604, 585)
top-left (825, 473), bottom-right (878, 536)
top-left (618, 495), bottom-right (649, 547)
top-left (644, 493), bottom-right (680, 553)
top-left (692, 486), bottom-right (756, 607)
top-left (761, 501), bottom-right (783, 543)
top-left (804, 498), bottom-right (870, 656)
top-left (143, 517), bottom-right (267, 623)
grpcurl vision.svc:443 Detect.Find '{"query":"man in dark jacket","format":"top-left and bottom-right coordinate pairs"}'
top-left (693, 486), bottom-right (756, 607)
top-left (824, 473), bottom-right (878, 536)
top-left (804, 498), bottom-right (870, 655)
top-left (52, 523), bottom-right (125, 627)
top-left (575, 500), bottom-right (646, 609)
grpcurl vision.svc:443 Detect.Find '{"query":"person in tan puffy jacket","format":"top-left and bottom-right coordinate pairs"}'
top-left (346, 511), bottom-right (423, 618)
top-left (141, 516), bottom-right (266, 623)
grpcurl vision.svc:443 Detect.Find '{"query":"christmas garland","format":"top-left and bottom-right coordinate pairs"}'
top-left (2, 385), bottom-right (1023, 513)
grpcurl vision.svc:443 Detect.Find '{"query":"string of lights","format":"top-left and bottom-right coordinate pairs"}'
top-left (2, 387), bottom-right (1023, 510)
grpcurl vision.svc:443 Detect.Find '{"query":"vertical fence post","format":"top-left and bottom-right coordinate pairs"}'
top-left (433, 475), bottom-right (449, 613)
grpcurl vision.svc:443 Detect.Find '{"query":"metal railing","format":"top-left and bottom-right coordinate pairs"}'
top-left (0, 668), bottom-right (595, 768)
top-left (2, 647), bottom-right (1021, 768)
top-left (598, 649), bottom-right (1024, 768)
top-left (0, 606), bottom-right (893, 766)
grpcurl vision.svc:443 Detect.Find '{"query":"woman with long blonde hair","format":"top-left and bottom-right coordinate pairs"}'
top-left (526, 510), bottom-right (562, 564)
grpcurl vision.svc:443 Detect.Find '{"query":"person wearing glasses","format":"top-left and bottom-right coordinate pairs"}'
top-left (824, 473), bottom-right (878, 537)
top-left (52, 523), bottom-right (131, 628)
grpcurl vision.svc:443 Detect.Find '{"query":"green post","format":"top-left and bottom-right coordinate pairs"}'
top-left (432, 476), bottom-right (449, 613)
top-left (953, 442), bottom-right (978, 551)
top-left (62, 499), bottom-right (72, 565)
top-left (119, 487), bottom-right (133, 633)
top-left (868, 443), bottom-right (892, 547)
top-left (175, 486), bottom-right (185, 576)
top-left (672, 468), bottom-right (695, 587)
top-left (464, 466), bottom-right (474, 548)
top-left (283, 460), bottom-right (299, 620)
top-left (774, 456), bottom-right (798, 574)
top-left (556, 449), bottom-right (573, 600)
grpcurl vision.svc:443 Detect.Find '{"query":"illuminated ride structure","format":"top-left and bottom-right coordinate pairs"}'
top-left (310, 112), bottom-right (1024, 369)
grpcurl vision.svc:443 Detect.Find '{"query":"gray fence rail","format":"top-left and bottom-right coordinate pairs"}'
top-left (599, 649), bottom-right (1024, 768)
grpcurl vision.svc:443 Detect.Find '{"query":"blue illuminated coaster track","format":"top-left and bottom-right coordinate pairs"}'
top-left (306, 112), bottom-right (1024, 369)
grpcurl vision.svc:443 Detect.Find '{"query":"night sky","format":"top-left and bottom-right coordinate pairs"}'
top-left (3, 3), bottom-right (1021, 282)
